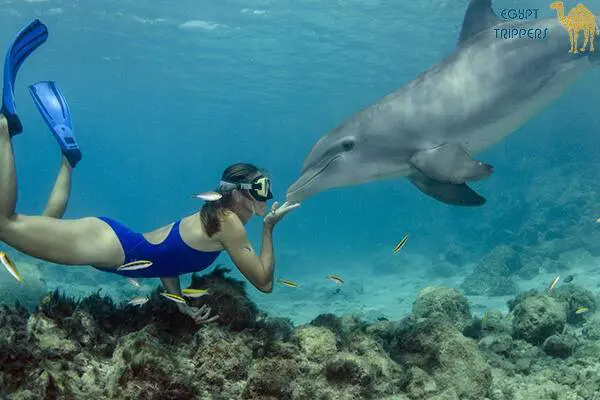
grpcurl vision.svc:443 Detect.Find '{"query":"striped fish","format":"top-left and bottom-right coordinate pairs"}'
top-left (546, 276), bottom-right (560, 293)
top-left (327, 275), bottom-right (344, 285)
top-left (160, 292), bottom-right (187, 304)
top-left (277, 278), bottom-right (299, 288)
top-left (393, 233), bottom-right (409, 254)
top-left (117, 260), bottom-right (153, 272)
top-left (0, 251), bottom-right (20, 282)
top-left (181, 288), bottom-right (209, 298)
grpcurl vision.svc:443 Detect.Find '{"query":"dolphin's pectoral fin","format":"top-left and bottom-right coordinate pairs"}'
top-left (409, 143), bottom-right (493, 184)
top-left (407, 172), bottom-right (486, 207)
top-left (458, 0), bottom-right (503, 46)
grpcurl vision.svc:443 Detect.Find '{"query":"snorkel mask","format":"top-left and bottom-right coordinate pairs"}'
top-left (219, 175), bottom-right (273, 202)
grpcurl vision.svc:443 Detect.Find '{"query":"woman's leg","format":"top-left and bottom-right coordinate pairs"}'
top-left (42, 156), bottom-right (71, 218)
top-left (0, 115), bottom-right (124, 268)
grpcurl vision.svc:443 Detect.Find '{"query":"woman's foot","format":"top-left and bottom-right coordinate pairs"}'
top-left (29, 81), bottom-right (82, 168)
top-left (1, 20), bottom-right (48, 136)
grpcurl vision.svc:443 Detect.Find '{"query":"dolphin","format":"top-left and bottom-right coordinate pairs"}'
top-left (286, 0), bottom-right (599, 206)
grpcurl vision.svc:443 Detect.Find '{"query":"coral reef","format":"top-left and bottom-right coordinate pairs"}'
top-left (510, 293), bottom-right (567, 345)
top-left (460, 245), bottom-right (521, 296)
top-left (411, 286), bottom-right (472, 331)
top-left (188, 265), bottom-right (260, 332)
top-left (453, 163), bottom-right (600, 290)
top-left (552, 284), bottom-right (597, 325)
top-left (393, 320), bottom-right (492, 399)
top-left (1, 269), bottom-right (600, 400)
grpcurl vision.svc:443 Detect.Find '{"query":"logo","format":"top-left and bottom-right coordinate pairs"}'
top-left (495, 8), bottom-right (548, 40)
top-left (549, 1), bottom-right (598, 53)
top-left (494, 2), bottom-right (599, 45)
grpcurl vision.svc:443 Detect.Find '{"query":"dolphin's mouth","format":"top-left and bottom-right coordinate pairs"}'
top-left (288, 155), bottom-right (340, 195)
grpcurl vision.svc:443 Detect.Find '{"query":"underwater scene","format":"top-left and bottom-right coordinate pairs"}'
top-left (1, 0), bottom-right (600, 398)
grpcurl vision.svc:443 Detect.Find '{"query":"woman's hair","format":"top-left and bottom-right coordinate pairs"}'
top-left (200, 163), bottom-right (264, 237)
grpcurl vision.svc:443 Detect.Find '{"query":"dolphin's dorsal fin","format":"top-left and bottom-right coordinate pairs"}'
top-left (458, 0), bottom-right (502, 46)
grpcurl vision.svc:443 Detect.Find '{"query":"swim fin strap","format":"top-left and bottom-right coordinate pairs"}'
top-left (1, 19), bottom-right (48, 136)
top-left (29, 81), bottom-right (82, 167)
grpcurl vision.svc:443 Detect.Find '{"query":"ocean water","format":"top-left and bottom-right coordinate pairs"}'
top-left (0, 0), bottom-right (599, 325)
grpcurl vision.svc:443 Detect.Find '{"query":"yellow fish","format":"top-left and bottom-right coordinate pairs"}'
top-left (546, 276), bottom-right (560, 293)
top-left (160, 292), bottom-right (187, 304)
top-left (181, 288), bottom-right (209, 298)
top-left (0, 251), bottom-right (20, 282)
top-left (277, 279), bottom-right (299, 288)
top-left (575, 307), bottom-right (589, 314)
top-left (117, 260), bottom-right (153, 272)
top-left (481, 311), bottom-right (489, 329)
top-left (327, 275), bottom-right (344, 285)
top-left (393, 233), bottom-right (409, 254)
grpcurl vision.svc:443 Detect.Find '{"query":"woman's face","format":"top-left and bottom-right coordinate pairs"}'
top-left (251, 198), bottom-right (268, 216)
top-left (237, 188), bottom-right (268, 217)
top-left (246, 172), bottom-right (270, 216)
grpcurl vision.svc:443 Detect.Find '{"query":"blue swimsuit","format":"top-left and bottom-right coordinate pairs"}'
top-left (94, 217), bottom-right (222, 278)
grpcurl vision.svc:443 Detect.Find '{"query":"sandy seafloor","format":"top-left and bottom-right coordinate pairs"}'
top-left (31, 247), bottom-right (600, 326)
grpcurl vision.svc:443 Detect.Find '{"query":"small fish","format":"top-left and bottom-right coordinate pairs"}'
top-left (563, 275), bottom-right (574, 284)
top-left (547, 275), bottom-right (560, 293)
top-left (193, 191), bottom-right (222, 201)
top-left (575, 307), bottom-right (589, 314)
top-left (481, 311), bottom-right (489, 330)
top-left (181, 288), bottom-right (209, 298)
top-left (596, 217), bottom-right (600, 223)
top-left (127, 296), bottom-right (149, 306)
top-left (160, 292), bottom-right (187, 304)
top-left (0, 251), bottom-right (20, 282)
top-left (116, 260), bottom-right (153, 271)
top-left (127, 278), bottom-right (141, 288)
top-left (327, 275), bottom-right (344, 285)
top-left (277, 279), bottom-right (299, 288)
top-left (393, 233), bottom-right (409, 254)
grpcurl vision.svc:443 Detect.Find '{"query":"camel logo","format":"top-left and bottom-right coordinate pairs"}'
top-left (550, 1), bottom-right (599, 53)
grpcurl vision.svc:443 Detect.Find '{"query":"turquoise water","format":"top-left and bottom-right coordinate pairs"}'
top-left (1, 0), bottom-right (599, 322)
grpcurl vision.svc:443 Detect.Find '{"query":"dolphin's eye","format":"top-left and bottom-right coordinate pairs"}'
top-left (341, 140), bottom-right (354, 151)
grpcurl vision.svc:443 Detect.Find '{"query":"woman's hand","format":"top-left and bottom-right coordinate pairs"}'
top-left (264, 201), bottom-right (300, 228)
top-left (177, 303), bottom-right (219, 325)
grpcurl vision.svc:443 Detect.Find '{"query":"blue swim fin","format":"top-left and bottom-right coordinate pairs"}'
top-left (29, 81), bottom-right (82, 167)
top-left (1, 20), bottom-right (48, 136)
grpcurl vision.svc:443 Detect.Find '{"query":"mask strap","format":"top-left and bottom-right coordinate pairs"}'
top-left (220, 180), bottom-right (254, 191)
top-left (220, 180), bottom-right (255, 211)
top-left (219, 181), bottom-right (237, 191)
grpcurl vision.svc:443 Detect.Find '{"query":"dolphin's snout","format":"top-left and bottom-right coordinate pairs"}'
top-left (285, 176), bottom-right (307, 202)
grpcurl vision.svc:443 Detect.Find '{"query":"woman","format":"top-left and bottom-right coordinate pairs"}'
top-left (0, 113), bottom-right (299, 324)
